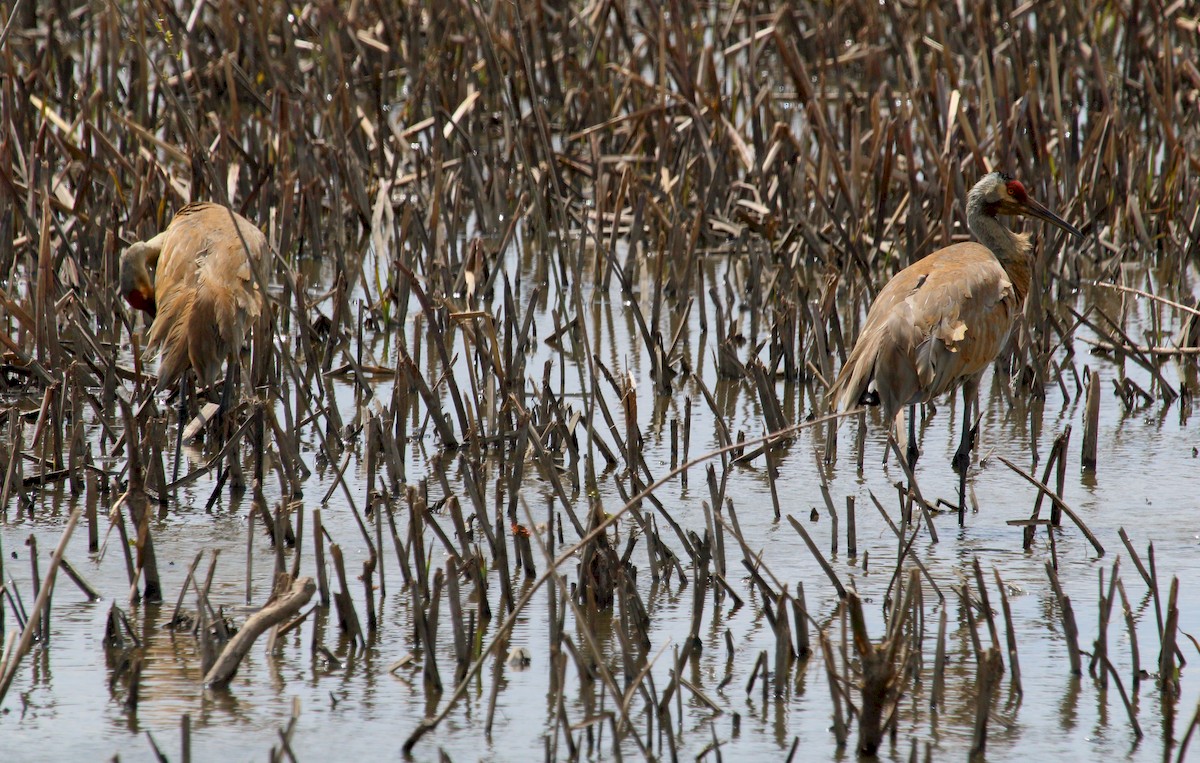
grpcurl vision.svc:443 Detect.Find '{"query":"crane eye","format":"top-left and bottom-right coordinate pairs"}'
top-left (1004, 180), bottom-right (1028, 203)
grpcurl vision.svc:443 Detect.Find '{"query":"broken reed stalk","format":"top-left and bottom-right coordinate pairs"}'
top-left (1098, 651), bottom-right (1143, 739)
top-left (1115, 579), bottom-right (1141, 684)
top-left (313, 508), bottom-right (330, 608)
top-left (1177, 696), bottom-right (1200, 762)
top-left (969, 648), bottom-right (1004, 757)
top-left (117, 397), bottom-right (162, 602)
top-left (869, 490), bottom-right (944, 602)
top-left (1088, 560), bottom-right (1120, 687)
top-left (996, 456), bottom-right (1104, 556)
top-left (970, 559), bottom-right (1002, 656)
top-left (519, 502), bottom-right (648, 755)
top-left (846, 495), bottom-right (856, 559)
top-left (57, 558), bottom-right (101, 602)
top-left (1045, 562), bottom-right (1083, 675)
top-left (0, 506), bottom-right (81, 703)
top-left (245, 495), bottom-right (255, 605)
top-left (27, 536), bottom-right (44, 641)
top-left (792, 580), bottom-right (812, 659)
top-left (991, 568), bottom-right (1021, 694)
top-left (819, 625), bottom-right (849, 749)
top-left (182, 713), bottom-right (191, 763)
top-left (785, 514), bottom-right (847, 599)
top-left (329, 543), bottom-right (365, 650)
top-left (168, 552), bottom-right (205, 628)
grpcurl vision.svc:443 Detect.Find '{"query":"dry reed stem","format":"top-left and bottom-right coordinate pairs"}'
top-left (0, 507), bottom-right (81, 703)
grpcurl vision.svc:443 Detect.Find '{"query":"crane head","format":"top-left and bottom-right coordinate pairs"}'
top-left (974, 171), bottom-right (1083, 239)
top-left (119, 242), bottom-right (158, 318)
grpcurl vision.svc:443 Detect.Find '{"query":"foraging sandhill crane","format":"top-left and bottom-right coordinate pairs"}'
top-left (119, 202), bottom-right (267, 392)
top-left (829, 171), bottom-right (1082, 474)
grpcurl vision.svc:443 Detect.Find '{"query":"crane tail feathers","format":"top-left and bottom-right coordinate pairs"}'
top-left (147, 290), bottom-right (236, 391)
top-left (828, 336), bottom-right (880, 414)
top-left (829, 324), bottom-right (922, 418)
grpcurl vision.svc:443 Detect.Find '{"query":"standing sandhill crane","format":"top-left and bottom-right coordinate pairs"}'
top-left (829, 171), bottom-right (1082, 480)
top-left (119, 202), bottom-right (267, 393)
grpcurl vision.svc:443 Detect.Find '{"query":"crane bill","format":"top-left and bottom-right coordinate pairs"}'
top-left (1022, 196), bottom-right (1083, 239)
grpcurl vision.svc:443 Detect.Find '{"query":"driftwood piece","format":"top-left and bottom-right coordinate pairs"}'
top-left (203, 575), bottom-right (316, 687)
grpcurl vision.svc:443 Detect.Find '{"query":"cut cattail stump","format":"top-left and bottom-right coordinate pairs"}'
top-left (847, 586), bottom-right (910, 757)
top-left (969, 648), bottom-right (1004, 757)
top-left (931, 608), bottom-right (948, 710)
top-left (1160, 577), bottom-right (1181, 697)
top-left (1082, 368), bottom-right (1101, 470)
top-left (577, 503), bottom-right (618, 610)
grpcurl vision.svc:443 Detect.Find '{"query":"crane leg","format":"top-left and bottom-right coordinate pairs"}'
top-left (171, 375), bottom-right (190, 483)
top-left (952, 381), bottom-right (978, 473)
top-left (218, 361), bottom-right (234, 434)
top-left (906, 405), bottom-right (919, 468)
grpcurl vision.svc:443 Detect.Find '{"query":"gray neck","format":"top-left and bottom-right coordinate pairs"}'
top-left (966, 197), bottom-right (1029, 264)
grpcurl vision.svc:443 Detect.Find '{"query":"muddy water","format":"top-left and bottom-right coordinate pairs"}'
top-left (3, 248), bottom-right (1198, 762)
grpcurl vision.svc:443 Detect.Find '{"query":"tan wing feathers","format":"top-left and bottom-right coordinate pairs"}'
top-left (829, 242), bottom-right (1019, 417)
top-left (139, 203), bottom-right (267, 390)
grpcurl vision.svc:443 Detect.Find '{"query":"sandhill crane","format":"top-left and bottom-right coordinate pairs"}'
top-left (829, 171), bottom-right (1082, 480)
top-left (119, 202), bottom-right (267, 392)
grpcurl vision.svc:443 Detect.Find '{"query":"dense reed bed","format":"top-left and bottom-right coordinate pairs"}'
top-left (1, 0), bottom-right (1198, 759)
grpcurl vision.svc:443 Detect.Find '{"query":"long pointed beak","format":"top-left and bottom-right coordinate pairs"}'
top-left (1021, 196), bottom-right (1084, 240)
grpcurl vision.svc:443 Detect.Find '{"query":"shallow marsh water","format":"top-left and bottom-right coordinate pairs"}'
top-left (3, 248), bottom-right (1198, 762)
top-left (2, 1), bottom-right (1199, 761)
